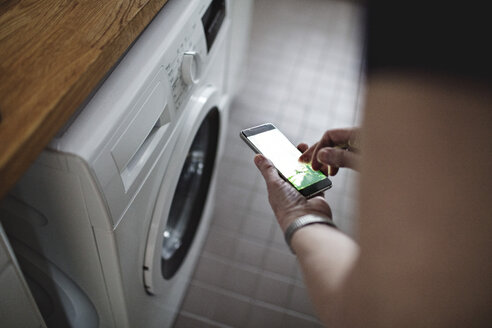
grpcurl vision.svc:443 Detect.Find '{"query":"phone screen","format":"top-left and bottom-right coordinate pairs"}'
top-left (247, 128), bottom-right (327, 191)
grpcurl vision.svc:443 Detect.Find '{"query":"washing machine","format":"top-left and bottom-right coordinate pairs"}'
top-left (0, 0), bottom-right (252, 326)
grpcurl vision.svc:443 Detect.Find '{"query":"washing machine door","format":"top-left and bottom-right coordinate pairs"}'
top-left (143, 87), bottom-right (220, 294)
top-left (7, 237), bottom-right (98, 328)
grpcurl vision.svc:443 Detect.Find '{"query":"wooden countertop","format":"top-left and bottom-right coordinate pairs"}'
top-left (0, 0), bottom-right (169, 198)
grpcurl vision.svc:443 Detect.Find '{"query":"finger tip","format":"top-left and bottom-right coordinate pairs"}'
top-left (298, 143), bottom-right (308, 151)
top-left (254, 154), bottom-right (269, 168)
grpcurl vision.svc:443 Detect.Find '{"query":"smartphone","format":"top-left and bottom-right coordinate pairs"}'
top-left (240, 123), bottom-right (332, 198)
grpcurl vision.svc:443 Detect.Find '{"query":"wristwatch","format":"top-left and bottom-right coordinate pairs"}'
top-left (284, 214), bottom-right (337, 254)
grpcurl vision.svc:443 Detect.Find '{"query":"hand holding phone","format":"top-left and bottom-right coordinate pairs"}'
top-left (241, 123), bottom-right (332, 198)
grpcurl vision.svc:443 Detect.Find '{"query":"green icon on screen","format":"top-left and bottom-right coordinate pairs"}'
top-left (288, 163), bottom-right (326, 190)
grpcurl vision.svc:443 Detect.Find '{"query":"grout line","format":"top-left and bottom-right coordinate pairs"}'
top-left (179, 311), bottom-right (233, 328)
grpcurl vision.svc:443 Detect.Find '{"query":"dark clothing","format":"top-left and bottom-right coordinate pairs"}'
top-left (366, 1), bottom-right (492, 82)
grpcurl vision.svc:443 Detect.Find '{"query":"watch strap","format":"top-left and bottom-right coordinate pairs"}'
top-left (284, 214), bottom-right (337, 254)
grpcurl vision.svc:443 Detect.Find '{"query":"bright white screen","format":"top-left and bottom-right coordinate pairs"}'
top-left (249, 129), bottom-right (326, 190)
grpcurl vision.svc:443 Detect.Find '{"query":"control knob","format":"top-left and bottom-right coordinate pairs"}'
top-left (181, 51), bottom-right (202, 85)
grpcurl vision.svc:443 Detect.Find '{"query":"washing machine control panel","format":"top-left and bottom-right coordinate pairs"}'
top-left (164, 20), bottom-right (207, 113)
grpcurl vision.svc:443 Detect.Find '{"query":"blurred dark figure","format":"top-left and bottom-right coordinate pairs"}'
top-left (254, 1), bottom-right (492, 327)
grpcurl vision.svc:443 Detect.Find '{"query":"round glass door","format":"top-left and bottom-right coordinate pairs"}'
top-left (161, 108), bottom-right (219, 279)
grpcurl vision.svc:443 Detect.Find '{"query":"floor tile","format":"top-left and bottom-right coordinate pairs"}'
top-left (246, 302), bottom-right (284, 328)
top-left (212, 292), bottom-right (251, 327)
top-left (221, 263), bottom-right (260, 299)
top-left (173, 313), bottom-right (214, 328)
top-left (287, 284), bottom-right (317, 317)
top-left (262, 246), bottom-right (297, 278)
top-left (254, 273), bottom-right (293, 307)
top-left (232, 238), bottom-right (267, 268)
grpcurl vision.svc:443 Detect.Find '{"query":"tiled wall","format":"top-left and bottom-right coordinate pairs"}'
top-left (174, 0), bottom-right (364, 326)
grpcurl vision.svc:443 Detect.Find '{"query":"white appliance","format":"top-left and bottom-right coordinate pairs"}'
top-left (0, 223), bottom-right (46, 327)
top-left (0, 0), bottom-right (252, 326)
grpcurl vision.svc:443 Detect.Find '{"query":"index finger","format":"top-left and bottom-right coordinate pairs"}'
top-left (309, 128), bottom-right (357, 171)
top-left (299, 142), bottom-right (318, 163)
top-left (297, 143), bottom-right (309, 153)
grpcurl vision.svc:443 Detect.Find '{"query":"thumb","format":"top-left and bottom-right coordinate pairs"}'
top-left (254, 154), bottom-right (283, 185)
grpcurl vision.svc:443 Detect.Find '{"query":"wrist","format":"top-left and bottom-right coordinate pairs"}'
top-left (277, 209), bottom-right (331, 233)
top-left (284, 214), bottom-right (337, 254)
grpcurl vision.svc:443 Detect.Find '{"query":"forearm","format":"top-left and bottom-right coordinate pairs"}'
top-left (291, 224), bottom-right (359, 325)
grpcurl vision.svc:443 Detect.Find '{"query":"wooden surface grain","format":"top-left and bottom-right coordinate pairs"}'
top-left (0, 0), bottom-right (169, 198)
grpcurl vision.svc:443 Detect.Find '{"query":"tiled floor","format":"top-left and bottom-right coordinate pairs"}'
top-left (174, 0), bottom-right (364, 327)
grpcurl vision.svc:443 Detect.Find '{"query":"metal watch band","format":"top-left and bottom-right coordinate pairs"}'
top-left (284, 214), bottom-right (337, 254)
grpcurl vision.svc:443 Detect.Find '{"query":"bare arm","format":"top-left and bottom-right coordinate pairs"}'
top-left (291, 225), bottom-right (359, 324)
